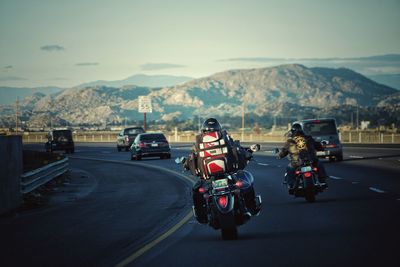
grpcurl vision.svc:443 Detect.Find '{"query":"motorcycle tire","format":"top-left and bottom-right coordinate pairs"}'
top-left (305, 188), bottom-right (316, 203)
top-left (219, 211), bottom-right (238, 240)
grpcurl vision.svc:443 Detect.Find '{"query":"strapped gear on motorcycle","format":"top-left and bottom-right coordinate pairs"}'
top-left (201, 118), bottom-right (222, 133)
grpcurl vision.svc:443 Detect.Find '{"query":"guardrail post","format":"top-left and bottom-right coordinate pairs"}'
top-left (392, 133), bottom-right (395, 144)
top-left (349, 132), bottom-right (352, 143)
top-left (100, 135), bottom-right (103, 142)
top-left (380, 133), bottom-right (383, 143)
top-left (0, 136), bottom-right (22, 214)
top-left (359, 132), bottom-right (362, 143)
top-left (92, 135), bottom-right (94, 142)
top-left (108, 134), bottom-right (111, 142)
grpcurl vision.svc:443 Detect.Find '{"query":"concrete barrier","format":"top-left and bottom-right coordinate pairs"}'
top-left (0, 135), bottom-right (22, 214)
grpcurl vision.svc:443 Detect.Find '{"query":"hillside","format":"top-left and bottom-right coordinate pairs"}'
top-left (1, 64), bottom-right (398, 128)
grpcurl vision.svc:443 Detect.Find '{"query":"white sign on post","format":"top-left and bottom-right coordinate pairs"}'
top-left (138, 96), bottom-right (152, 113)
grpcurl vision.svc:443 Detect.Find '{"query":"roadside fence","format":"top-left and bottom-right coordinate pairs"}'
top-left (20, 131), bottom-right (400, 144)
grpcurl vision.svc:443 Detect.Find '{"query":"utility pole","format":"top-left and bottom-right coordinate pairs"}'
top-left (15, 97), bottom-right (19, 134)
top-left (351, 112), bottom-right (354, 129)
top-left (198, 115), bottom-right (201, 132)
top-left (356, 106), bottom-right (359, 131)
top-left (241, 103), bottom-right (245, 141)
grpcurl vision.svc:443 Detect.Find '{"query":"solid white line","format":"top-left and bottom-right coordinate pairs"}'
top-left (257, 163), bottom-right (269, 166)
top-left (330, 176), bottom-right (343, 180)
top-left (369, 187), bottom-right (386, 193)
top-left (352, 181), bottom-right (359, 184)
top-left (349, 155), bottom-right (364, 159)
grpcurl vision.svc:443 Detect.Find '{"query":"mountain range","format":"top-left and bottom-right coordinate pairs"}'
top-left (0, 64), bottom-right (399, 128)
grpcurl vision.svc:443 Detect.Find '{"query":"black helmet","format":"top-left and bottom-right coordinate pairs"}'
top-left (201, 118), bottom-right (221, 133)
top-left (290, 123), bottom-right (304, 136)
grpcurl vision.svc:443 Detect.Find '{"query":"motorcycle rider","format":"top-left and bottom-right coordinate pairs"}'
top-left (184, 118), bottom-right (260, 224)
top-left (277, 123), bottom-right (329, 193)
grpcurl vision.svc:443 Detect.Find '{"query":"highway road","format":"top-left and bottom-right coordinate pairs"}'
top-left (1, 142), bottom-right (399, 267)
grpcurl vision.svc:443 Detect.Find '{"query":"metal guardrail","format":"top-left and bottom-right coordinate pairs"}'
top-left (20, 157), bottom-right (69, 194)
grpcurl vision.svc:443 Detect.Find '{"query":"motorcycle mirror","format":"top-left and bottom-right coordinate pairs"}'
top-left (250, 144), bottom-right (260, 152)
top-left (273, 148), bottom-right (280, 154)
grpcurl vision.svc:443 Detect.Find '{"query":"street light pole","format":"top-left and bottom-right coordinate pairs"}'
top-left (241, 102), bottom-right (245, 141)
top-left (15, 97), bottom-right (19, 134)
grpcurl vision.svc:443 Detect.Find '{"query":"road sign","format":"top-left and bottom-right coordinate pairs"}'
top-left (138, 96), bottom-right (152, 113)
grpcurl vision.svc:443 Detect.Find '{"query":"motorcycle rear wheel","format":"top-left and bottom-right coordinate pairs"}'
top-left (219, 211), bottom-right (238, 240)
top-left (221, 227), bottom-right (237, 240)
top-left (305, 189), bottom-right (316, 203)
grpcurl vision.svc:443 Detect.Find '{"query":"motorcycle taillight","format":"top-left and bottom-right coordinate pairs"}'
top-left (218, 196), bottom-right (228, 208)
top-left (304, 172), bottom-right (312, 178)
top-left (235, 180), bottom-right (243, 188)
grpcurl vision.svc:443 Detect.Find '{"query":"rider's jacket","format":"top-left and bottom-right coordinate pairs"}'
top-left (278, 133), bottom-right (321, 167)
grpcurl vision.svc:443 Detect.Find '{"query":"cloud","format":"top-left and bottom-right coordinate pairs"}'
top-left (140, 63), bottom-right (186, 71)
top-left (40, 45), bottom-right (65, 52)
top-left (219, 57), bottom-right (286, 62)
top-left (75, 62), bottom-right (99, 66)
top-left (0, 76), bottom-right (27, 81)
top-left (4, 65), bottom-right (13, 69)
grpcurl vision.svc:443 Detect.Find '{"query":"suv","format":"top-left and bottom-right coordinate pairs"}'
top-left (45, 129), bottom-right (75, 154)
top-left (117, 127), bottom-right (145, 151)
top-left (293, 118), bottom-right (343, 161)
top-left (130, 133), bottom-right (171, 160)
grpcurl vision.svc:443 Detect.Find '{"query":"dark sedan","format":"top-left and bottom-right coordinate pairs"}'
top-left (130, 133), bottom-right (171, 160)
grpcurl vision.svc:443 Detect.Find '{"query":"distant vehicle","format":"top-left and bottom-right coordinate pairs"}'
top-left (130, 133), bottom-right (171, 160)
top-left (45, 129), bottom-right (75, 154)
top-left (117, 127), bottom-right (145, 151)
top-left (293, 118), bottom-right (343, 161)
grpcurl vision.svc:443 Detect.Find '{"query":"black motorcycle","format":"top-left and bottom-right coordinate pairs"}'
top-left (274, 148), bottom-right (326, 203)
top-left (176, 145), bottom-right (262, 240)
top-left (290, 159), bottom-right (325, 202)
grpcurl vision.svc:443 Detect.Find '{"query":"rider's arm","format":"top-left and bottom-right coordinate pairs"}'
top-left (278, 141), bottom-right (290, 159)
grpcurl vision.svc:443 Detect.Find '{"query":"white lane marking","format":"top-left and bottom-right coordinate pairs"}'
top-left (369, 187), bottom-right (386, 193)
top-left (257, 163), bottom-right (269, 166)
top-left (277, 165), bottom-right (282, 168)
top-left (102, 151), bottom-right (111, 154)
top-left (330, 176), bottom-right (343, 180)
top-left (349, 155), bottom-right (364, 159)
top-left (352, 181), bottom-right (359, 184)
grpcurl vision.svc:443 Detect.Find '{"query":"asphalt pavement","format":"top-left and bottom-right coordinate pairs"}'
top-left (1, 142), bottom-right (399, 267)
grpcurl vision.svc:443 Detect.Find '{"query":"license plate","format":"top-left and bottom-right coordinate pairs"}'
top-left (151, 143), bottom-right (158, 147)
top-left (212, 178), bottom-right (228, 189)
top-left (301, 166), bottom-right (312, 172)
top-left (316, 151), bottom-right (326, 156)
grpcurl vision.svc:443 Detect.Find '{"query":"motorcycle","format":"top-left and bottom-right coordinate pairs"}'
top-left (176, 144), bottom-right (262, 240)
top-left (274, 148), bottom-right (326, 203)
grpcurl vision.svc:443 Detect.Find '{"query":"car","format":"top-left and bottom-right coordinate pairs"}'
top-left (117, 127), bottom-right (145, 151)
top-left (293, 118), bottom-right (343, 161)
top-left (45, 129), bottom-right (75, 154)
top-left (130, 133), bottom-right (171, 160)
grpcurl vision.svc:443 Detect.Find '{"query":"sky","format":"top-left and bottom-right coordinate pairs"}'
top-left (0, 0), bottom-right (399, 87)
